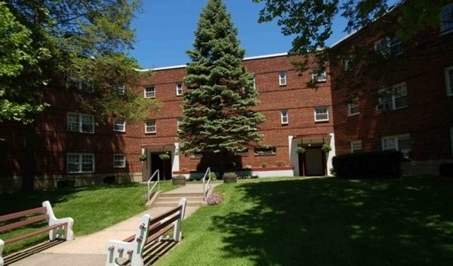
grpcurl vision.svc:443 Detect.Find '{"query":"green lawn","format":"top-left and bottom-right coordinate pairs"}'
top-left (155, 176), bottom-right (453, 266)
top-left (2, 177), bottom-right (453, 265)
top-left (0, 180), bottom-right (177, 254)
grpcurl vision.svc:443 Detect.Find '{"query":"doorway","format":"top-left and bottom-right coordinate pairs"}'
top-left (150, 153), bottom-right (172, 180)
top-left (298, 147), bottom-right (326, 176)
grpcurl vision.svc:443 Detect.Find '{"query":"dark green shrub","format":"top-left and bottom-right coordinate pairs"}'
top-left (439, 162), bottom-right (453, 177)
top-left (332, 151), bottom-right (402, 179)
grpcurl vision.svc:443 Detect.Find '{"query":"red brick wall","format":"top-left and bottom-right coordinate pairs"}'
top-left (330, 18), bottom-right (453, 160)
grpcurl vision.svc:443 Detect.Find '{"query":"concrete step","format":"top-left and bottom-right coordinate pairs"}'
top-left (152, 193), bottom-right (204, 207)
top-left (159, 192), bottom-right (204, 198)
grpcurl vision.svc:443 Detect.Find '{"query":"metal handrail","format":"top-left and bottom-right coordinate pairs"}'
top-left (202, 167), bottom-right (212, 201)
top-left (147, 170), bottom-right (160, 202)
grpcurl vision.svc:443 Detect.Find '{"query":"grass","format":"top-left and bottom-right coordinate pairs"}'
top-left (154, 176), bottom-right (453, 266)
top-left (0, 180), bottom-right (177, 254)
top-left (2, 176), bottom-right (453, 265)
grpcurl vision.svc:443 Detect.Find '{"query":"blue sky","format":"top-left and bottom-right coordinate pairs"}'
top-left (130, 0), bottom-right (349, 69)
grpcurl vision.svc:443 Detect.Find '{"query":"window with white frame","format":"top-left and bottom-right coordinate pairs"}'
top-left (350, 140), bottom-right (363, 153)
top-left (67, 112), bottom-right (94, 133)
top-left (113, 83), bottom-right (125, 94)
top-left (253, 75), bottom-right (256, 90)
top-left (176, 83), bottom-right (183, 96)
top-left (113, 118), bottom-right (126, 132)
top-left (441, 3), bottom-right (453, 34)
top-left (374, 36), bottom-right (403, 56)
top-left (312, 68), bottom-right (327, 83)
top-left (445, 66), bottom-right (453, 96)
top-left (314, 106), bottom-right (329, 122)
top-left (113, 154), bottom-right (126, 168)
top-left (67, 72), bottom-right (94, 91)
top-left (279, 72), bottom-right (287, 86)
top-left (348, 98), bottom-right (360, 116)
top-left (144, 86), bottom-right (155, 98)
top-left (381, 133), bottom-right (412, 159)
top-left (145, 120), bottom-right (156, 134)
top-left (67, 153), bottom-right (94, 173)
top-left (377, 82), bottom-right (407, 111)
top-left (343, 56), bottom-right (355, 71)
top-left (234, 148), bottom-right (249, 156)
top-left (281, 110), bottom-right (289, 125)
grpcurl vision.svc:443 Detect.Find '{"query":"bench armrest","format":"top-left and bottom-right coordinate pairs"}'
top-left (42, 201), bottom-right (74, 241)
top-left (0, 239), bottom-right (4, 266)
top-left (105, 214), bottom-right (150, 266)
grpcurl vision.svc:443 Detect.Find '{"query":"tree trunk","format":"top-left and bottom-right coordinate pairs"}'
top-left (21, 125), bottom-right (36, 192)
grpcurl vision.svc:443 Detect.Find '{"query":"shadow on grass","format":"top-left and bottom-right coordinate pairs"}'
top-left (211, 177), bottom-right (453, 266)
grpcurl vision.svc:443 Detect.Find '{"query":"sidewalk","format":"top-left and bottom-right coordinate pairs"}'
top-left (9, 183), bottom-right (212, 266)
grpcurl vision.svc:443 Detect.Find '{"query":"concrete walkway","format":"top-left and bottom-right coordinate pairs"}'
top-left (9, 183), bottom-right (214, 266)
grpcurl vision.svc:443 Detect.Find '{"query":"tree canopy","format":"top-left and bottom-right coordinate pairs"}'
top-left (178, 0), bottom-right (265, 161)
top-left (1, 0), bottom-right (158, 124)
top-left (253, 0), bottom-right (448, 54)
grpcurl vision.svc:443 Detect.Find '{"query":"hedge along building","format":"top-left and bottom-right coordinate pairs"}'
top-left (329, 1), bottom-right (453, 176)
top-left (135, 53), bottom-right (335, 181)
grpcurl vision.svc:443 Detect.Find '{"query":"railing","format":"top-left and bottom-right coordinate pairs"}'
top-left (202, 167), bottom-right (212, 201)
top-left (147, 170), bottom-right (160, 202)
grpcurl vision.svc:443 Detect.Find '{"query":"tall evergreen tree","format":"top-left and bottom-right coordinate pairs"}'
top-left (179, 0), bottom-right (265, 171)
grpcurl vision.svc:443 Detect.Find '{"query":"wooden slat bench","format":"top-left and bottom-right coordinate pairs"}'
top-left (105, 198), bottom-right (187, 266)
top-left (0, 200), bottom-right (74, 266)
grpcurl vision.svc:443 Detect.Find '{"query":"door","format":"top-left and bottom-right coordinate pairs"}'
top-left (305, 148), bottom-right (324, 176)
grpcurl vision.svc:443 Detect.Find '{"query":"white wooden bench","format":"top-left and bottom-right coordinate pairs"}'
top-left (105, 198), bottom-right (187, 266)
top-left (0, 200), bottom-right (74, 266)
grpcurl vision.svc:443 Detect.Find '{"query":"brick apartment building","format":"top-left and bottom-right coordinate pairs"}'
top-left (0, 53), bottom-right (335, 192)
top-left (133, 53), bottom-right (334, 181)
top-left (3, 1), bottom-right (450, 192)
top-left (329, 1), bottom-right (453, 175)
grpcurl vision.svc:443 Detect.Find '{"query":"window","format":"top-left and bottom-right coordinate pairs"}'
top-left (377, 82), bottom-right (407, 111)
top-left (445, 66), bottom-right (453, 96)
top-left (176, 83), bottom-right (183, 96)
top-left (314, 107), bottom-right (329, 122)
top-left (254, 146), bottom-right (276, 155)
top-left (145, 120), bottom-right (156, 134)
top-left (234, 148), bottom-right (249, 156)
top-left (279, 72), bottom-right (287, 86)
top-left (281, 110), bottom-right (289, 125)
top-left (350, 140), bottom-right (363, 153)
top-left (348, 98), bottom-right (360, 116)
top-left (113, 83), bottom-right (125, 94)
top-left (67, 153), bottom-right (94, 173)
top-left (312, 68), bottom-right (327, 83)
top-left (113, 118), bottom-right (126, 132)
top-left (67, 72), bottom-right (94, 91)
top-left (381, 134), bottom-right (412, 159)
top-left (67, 113), bottom-right (94, 133)
top-left (253, 75), bottom-right (256, 90)
top-left (144, 86), bottom-right (155, 98)
top-left (343, 56), bottom-right (355, 71)
top-left (441, 3), bottom-right (453, 34)
top-left (374, 36), bottom-right (403, 56)
top-left (113, 154), bottom-right (126, 168)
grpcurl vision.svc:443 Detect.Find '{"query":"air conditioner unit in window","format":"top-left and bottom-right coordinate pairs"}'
top-left (401, 150), bottom-right (412, 159)
top-left (376, 103), bottom-right (386, 111)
